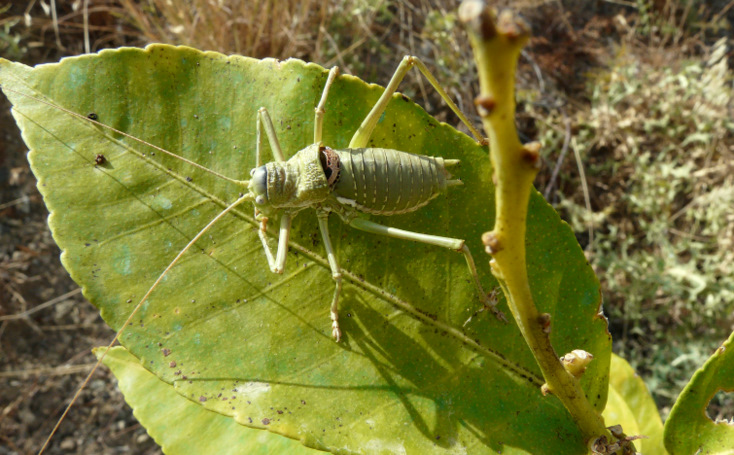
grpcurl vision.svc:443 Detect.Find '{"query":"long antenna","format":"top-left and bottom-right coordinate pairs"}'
top-left (2, 86), bottom-right (248, 186)
top-left (37, 193), bottom-right (253, 454)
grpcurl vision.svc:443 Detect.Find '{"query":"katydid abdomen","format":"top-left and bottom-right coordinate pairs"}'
top-left (331, 147), bottom-right (462, 216)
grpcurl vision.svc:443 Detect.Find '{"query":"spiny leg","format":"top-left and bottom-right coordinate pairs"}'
top-left (349, 218), bottom-right (505, 322)
top-left (256, 107), bottom-right (286, 163)
top-left (317, 211), bottom-right (343, 341)
top-left (257, 213), bottom-right (292, 274)
top-left (349, 55), bottom-right (486, 149)
top-left (314, 66), bottom-right (340, 144)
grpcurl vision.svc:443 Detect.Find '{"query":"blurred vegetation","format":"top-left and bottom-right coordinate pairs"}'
top-left (1, 0), bottom-right (732, 450)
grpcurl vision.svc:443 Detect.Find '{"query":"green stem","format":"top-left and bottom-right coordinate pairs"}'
top-left (459, 1), bottom-right (612, 449)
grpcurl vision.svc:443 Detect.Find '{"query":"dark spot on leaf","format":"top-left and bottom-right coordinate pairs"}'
top-left (162, 348), bottom-right (171, 356)
top-left (169, 361), bottom-right (176, 368)
top-left (262, 418), bottom-right (270, 425)
top-left (87, 112), bottom-right (98, 120)
top-left (199, 396), bottom-right (207, 402)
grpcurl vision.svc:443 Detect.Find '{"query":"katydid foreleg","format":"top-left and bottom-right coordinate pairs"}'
top-left (254, 106), bottom-right (292, 273)
top-left (314, 67), bottom-right (340, 144)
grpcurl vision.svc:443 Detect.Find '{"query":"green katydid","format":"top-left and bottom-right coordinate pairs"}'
top-left (246, 57), bottom-right (505, 341)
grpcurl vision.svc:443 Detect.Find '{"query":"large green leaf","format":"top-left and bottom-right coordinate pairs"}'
top-left (1, 45), bottom-right (611, 454)
top-left (664, 331), bottom-right (734, 454)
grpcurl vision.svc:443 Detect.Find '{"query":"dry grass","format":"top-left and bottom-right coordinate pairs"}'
top-left (116, 0), bottom-right (332, 59)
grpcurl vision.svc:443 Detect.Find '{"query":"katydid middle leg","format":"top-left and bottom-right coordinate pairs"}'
top-left (316, 211), bottom-right (343, 341)
top-left (349, 218), bottom-right (505, 321)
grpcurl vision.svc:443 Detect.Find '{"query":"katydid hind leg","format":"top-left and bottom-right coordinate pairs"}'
top-left (254, 105), bottom-right (293, 274)
top-left (348, 55), bottom-right (486, 149)
top-left (317, 212), bottom-right (343, 342)
top-left (349, 218), bottom-right (505, 322)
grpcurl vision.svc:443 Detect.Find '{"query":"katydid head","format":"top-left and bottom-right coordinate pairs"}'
top-left (247, 162), bottom-right (287, 215)
top-left (246, 143), bottom-right (332, 214)
top-left (249, 165), bottom-right (268, 206)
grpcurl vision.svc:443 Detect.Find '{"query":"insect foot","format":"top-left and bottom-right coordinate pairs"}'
top-left (463, 287), bottom-right (504, 326)
top-left (331, 305), bottom-right (341, 342)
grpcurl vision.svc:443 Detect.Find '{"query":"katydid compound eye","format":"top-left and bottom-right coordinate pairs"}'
top-left (255, 195), bottom-right (266, 205)
top-left (251, 166), bottom-right (267, 196)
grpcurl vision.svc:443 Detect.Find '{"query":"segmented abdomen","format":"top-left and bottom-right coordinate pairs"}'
top-left (333, 148), bottom-right (451, 215)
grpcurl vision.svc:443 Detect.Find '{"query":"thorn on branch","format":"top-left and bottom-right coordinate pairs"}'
top-left (560, 349), bottom-right (594, 378)
top-left (458, 0), bottom-right (498, 40)
top-left (521, 141), bottom-right (542, 169)
top-left (496, 10), bottom-right (530, 41)
top-left (459, 1), bottom-right (530, 43)
top-left (474, 94), bottom-right (496, 117)
top-left (482, 230), bottom-right (503, 254)
top-left (538, 313), bottom-right (551, 334)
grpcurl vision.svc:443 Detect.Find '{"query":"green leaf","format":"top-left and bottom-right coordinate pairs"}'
top-left (664, 331), bottom-right (734, 454)
top-left (1, 45), bottom-right (611, 454)
top-left (603, 353), bottom-right (666, 455)
top-left (98, 346), bottom-right (321, 453)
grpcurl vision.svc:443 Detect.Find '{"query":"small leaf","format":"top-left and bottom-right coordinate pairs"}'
top-left (664, 331), bottom-right (734, 454)
top-left (603, 353), bottom-right (666, 455)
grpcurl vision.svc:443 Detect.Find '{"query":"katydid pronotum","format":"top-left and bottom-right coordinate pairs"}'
top-left (3, 52), bottom-right (505, 453)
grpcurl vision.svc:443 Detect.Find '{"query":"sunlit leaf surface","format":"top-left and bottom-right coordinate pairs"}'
top-left (1, 45), bottom-right (611, 454)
